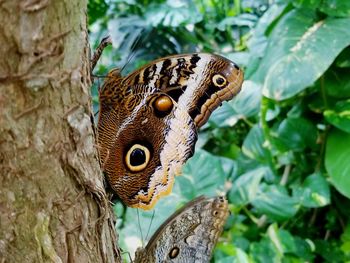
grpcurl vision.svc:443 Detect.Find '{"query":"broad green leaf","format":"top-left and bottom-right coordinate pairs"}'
top-left (218, 13), bottom-right (258, 30)
top-left (252, 185), bottom-right (300, 221)
top-left (108, 16), bottom-right (146, 49)
top-left (324, 99), bottom-right (350, 133)
top-left (269, 227), bottom-right (315, 260)
top-left (293, 173), bottom-right (331, 208)
top-left (214, 244), bottom-right (251, 263)
top-left (209, 81), bottom-right (262, 127)
top-left (177, 149), bottom-right (228, 199)
top-left (324, 69), bottom-right (350, 99)
top-left (341, 224), bottom-right (350, 243)
top-left (242, 125), bottom-right (271, 163)
top-left (278, 229), bottom-right (313, 262)
top-left (235, 248), bottom-right (251, 263)
top-left (245, 3), bottom-right (288, 78)
top-left (214, 242), bottom-right (236, 257)
top-left (277, 117), bottom-right (318, 151)
top-left (293, 0), bottom-right (322, 10)
top-left (255, 9), bottom-right (350, 100)
top-left (248, 3), bottom-right (288, 57)
top-left (267, 224), bottom-right (284, 256)
top-left (325, 129), bottom-right (350, 198)
top-left (341, 224), bottom-right (350, 255)
top-left (250, 237), bottom-right (280, 262)
top-left (315, 240), bottom-right (348, 262)
top-left (229, 167), bottom-right (266, 206)
top-left (88, 0), bottom-right (109, 24)
top-left (227, 51), bottom-right (251, 68)
top-left (335, 47), bottom-right (350, 68)
top-left (145, 2), bottom-right (202, 27)
top-left (320, 0), bottom-right (350, 18)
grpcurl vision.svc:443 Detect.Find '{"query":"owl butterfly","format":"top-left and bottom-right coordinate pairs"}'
top-left (134, 196), bottom-right (230, 263)
top-left (97, 53), bottom-right (243, 209)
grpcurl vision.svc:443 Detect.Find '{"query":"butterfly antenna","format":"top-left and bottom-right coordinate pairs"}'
top-left (137, 209), bottom-right (145, 247)
top-left (91, 35), bottom-right (112, 72)
top-left (120, 27), bottom-right (154, 74)
top-left (145, 210), bottom-right (155, 241)
top-left (120, 31), bottom-right (144, 74)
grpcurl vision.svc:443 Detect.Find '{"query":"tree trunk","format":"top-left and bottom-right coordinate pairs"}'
top-left (0, 1), bottom-right (120, 262)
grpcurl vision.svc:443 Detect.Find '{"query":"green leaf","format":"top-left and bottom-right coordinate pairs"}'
top-left (229, 167), bottom-right (266, 206)
top-left (324, 99), bottom-right (350, 133)
top-left (177, 149), bottom-right (228, 199)
top-left (315, 240), bottom-right (347, 262)
top-left (341, 224), bottom-right (350, 255)
top-left (255, 9), bottom-right (350, 100)
top-left (293, 0), bottom-right (322, 10)
top-left (324, 69), bottom-right (350, 99)
top-left (250, 237), bottom-right (280, 262)
top-left (234, 248), bottom-right (251, 263)
top-left (325, 128), bottom-right (350, 198)
top-left (218, 14), bottom-right (258, 30)
top-left (335, 47), bottom-right (350, 68)
top-left (144, 2), bottom-right (202, 27)
top-left (267, 224), bottom-right (284, 257)
top-left (88, 0), bottom-right (109, 24)
top-left (267, 226), bottom-right (315, 260)
top-left (277, 117), bottom-right (318, 151)
top-left (242, 125), bottom-right (271, 163)
top-left (320, 0), bottom-right (350, 18)
top-left (293, 172), bottom-right (331, 208)
top-left (209, 81), bottom-right (262, 127)
top-left (252, 185), bottom-right (300, 221)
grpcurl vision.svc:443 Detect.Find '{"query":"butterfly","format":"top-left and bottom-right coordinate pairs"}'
top-left (134, 196), bottom-right (230, 263)
top-left (97, 53), bottom-right (243, 209)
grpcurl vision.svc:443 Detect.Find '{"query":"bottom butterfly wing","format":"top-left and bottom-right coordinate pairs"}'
top-left (134, 196), bottom-right (230, 263)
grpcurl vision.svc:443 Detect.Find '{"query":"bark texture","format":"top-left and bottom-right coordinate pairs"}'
top-left (0, 1), bottom-right (120, 262)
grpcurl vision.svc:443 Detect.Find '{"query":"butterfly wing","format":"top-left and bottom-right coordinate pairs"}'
top-left (98, 83), bottom-right (197, 209)
top-left (98, 53), bottom-right (243, 209)
top-left (134, 196), bottom-right (230, 263)
top-left (123, 53), bottom-right (244, 127)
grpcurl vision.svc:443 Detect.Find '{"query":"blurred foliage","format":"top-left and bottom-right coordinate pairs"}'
top-left (89, 0), bottom-right (350, 262)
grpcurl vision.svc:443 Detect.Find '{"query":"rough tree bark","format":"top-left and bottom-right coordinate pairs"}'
top-left (0, 1), bottom-right (120, 262)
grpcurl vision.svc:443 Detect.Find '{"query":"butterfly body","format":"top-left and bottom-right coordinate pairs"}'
top-left (134, 196), bottom-right (230, 263)
top-left (98, 53), bottom-right (243, 209)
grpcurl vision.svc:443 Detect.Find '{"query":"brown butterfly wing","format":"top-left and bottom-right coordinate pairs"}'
top-left (98, 53), bottom-right (243, 209)
top-left (134, 196), bottom-right (230, 263)
top-left (98, 83), bottom-right (197, 209)
top-left (123, 53), bottom-right (244, 127)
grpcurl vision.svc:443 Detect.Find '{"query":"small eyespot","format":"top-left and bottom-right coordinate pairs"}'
top-left (213, 210), bottom-right (219, 216)
top-left (169, 246), bottom-right (180, 259)
top-left (153, 94), bottom-right (173, 117)
top-left (212, 74), bottom-right (227, 87)
top-left (125, 144), bottom-right (150, 172)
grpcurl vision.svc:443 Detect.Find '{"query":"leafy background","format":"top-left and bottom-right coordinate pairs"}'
top-left (89, 0), bottom-right (350, 262)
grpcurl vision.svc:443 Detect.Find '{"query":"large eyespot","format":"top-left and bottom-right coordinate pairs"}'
top-left (125, 144), bottom-right (150, 172)
top-left (212, 74), bottom-right (227, 87)
top-left (152, 94), bottom-right (173, 118)
top-left (169, 246), bottom-right (180, 259)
